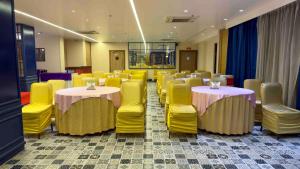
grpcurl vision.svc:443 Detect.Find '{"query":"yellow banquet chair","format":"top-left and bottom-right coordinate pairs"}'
top-left (92, 71), bottom-right (104, 79)
top-left (128, 79), bottom-right (146, 106)
top-left (165, 80), bottom-right (185, 124)
top-left (119, 73), bottom-right (130, 79)
top-left (244, 79), bottom-right (262, 122)
top-left (181, 70), bottom-right (191, 75)
top-left (261, 83), bottom-right (300, 135)
top-left (199, 72), bottom-right (212, 79)
top-left (80, 73), bottom-right (93, 78)
top-left (186, 78), bottom-right (203, 87)
top-left (72, 75), bottom-right (85, 87)
top-left (22, 83), bottom-right (53, 138)
top-left (159, 74), bottom-right (174, 105)
top-left (47, 80), bottom-right (66, 115)
top-left (105, 77), bottom-right (122, 88)
top-left (168, 83), bottom-right (197, 137)
top-left (174, 72), bottom-right (186, 79)
top-left (116, 81), bottom-right (144, 135)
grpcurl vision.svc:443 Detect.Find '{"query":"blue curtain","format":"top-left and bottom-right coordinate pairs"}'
top-left (226, 18), bottom-right (258, 87)
top-left (297, 66), bottom-right (300, 110)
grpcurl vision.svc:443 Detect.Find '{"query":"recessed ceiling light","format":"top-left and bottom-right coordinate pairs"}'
top-left (210, 25), bottom-right (215, 28)
top-left (184, 9), bottom-right (188, 13)
top-left (224, 18), bottom-right (228, 21)
top-left (37, 32), bottom-right (41, 35)
top-left (239, 9), bottom-right (244, 12)
top-left (173, 26), bottom-right (177, 29)
top-left (85, 18), bottom-right (89, 22)
top-left (71, 10), bottom-right (76, 13)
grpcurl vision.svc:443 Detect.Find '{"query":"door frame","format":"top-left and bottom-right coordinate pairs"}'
top-left (109, 50), bottom-right (125, 72)
top-left (179, 50), bottom-right (198, 72)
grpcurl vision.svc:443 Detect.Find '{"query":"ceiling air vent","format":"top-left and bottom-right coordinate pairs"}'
top-left (76, 30), bottom-right (99, 35)
top-left (165, 16), bottom-right (198, 23)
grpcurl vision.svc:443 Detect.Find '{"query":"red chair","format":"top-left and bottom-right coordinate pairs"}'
top-left (20, 92), bottom-right (30, 105)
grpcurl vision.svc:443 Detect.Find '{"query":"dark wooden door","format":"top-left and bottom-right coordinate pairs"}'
top-left (179, 50), bottom-right (198, 72)
top-left (109, 50), bottom-right (125, 72)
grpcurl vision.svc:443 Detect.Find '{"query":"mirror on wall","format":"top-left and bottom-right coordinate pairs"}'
top-left (128, 42), bottom-right (176, 69)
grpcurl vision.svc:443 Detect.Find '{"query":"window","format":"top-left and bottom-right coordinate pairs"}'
top-left (128, 42), bottom-right (176, 69)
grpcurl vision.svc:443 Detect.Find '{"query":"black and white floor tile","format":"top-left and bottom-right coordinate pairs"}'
top-left (2, 82), bottom-right (300, 169)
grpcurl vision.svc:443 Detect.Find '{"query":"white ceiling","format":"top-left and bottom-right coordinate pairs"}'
top-left (14, 0), bottom-right (287, 43)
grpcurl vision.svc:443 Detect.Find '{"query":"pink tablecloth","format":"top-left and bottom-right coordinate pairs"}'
top-left (192, 86), bottom-right (256, 116)
top-left (56, 87), bottom-right (120, 114)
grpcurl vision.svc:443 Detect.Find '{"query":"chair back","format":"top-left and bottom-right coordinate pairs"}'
top-left (162, 74), bottom-right (174, 90)
top-left (92, 71), bottom-right (104, 79)
top-left (121, 81), bottom-right (142, 105)
top-left (30, 83), bottom-right (52, 105)
top-left (174, 73), bottom-right (185, 78)
top-left (72, 75), bottom-right (85, 87)
top-left (261, 83), bottom-right (283, 105)
top-left (119, 73), bottom-right (130, 79)
top-left (186, 78), bottom-right (203, 87)
top-left (167, 80), bottom-right (185, 96)
top-left (244, 79), bottom-right (261, 100)
top-left (199, 72), bottom-right (211, 79)
top-left (47, 80), bottom-right (66, 103)
top-left (169, 84), bottom-right (192, 105)
top-left (105, 77), bottom-right (122, 88)
top-left (80, 73), bottom-right (93, 78)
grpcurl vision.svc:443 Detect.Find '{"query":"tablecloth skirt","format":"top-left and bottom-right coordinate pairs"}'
top-left (198, 96), bottom-right (254, 135)
top-left (55, 97), bottom-right (117, 135)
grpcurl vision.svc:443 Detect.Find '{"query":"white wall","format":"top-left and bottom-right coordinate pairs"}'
top-left (197, 35), bottom-right (219, 73)
top-left (35, 34), bottom-right (65, 72)
top-left (65, 40), bottom-right (86, 67)
top-left (91, 42), bottom-right (128, 72)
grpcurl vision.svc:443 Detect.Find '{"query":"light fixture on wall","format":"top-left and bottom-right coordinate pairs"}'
top-left (129, 0), bottom-right (146, 53)
top-left (14, 9), bottom-right (98, 43)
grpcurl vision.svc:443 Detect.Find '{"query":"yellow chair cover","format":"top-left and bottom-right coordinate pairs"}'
top-left (116, 81), bottom-right (144, 133)
top-left (80, 73), bottom-right (93, 78)
top-left (22, 83), bottom-right (53, 134)
top-left (199, 72), bottom-right (212, 79)
top-left (159, 74), bottom-right (174, 105)
top-left (72, 75), bottom-right (85, 87)
top-left (164, 80), bottom-right (185, 124)
top-left (92, 71), bottom-right (104, 79)
top-left (47, 80), bottom-right (66, 117)
top-left (105, 77), bottom-right (122, 88)
top-left (186, 78), bottom-right (203, 87)
top-left (168, 84), bottom-right (197, 134)
top-left (174, 73), bottom-right (185, 79)
top-left (119, 73), bottom-right (130, 79)
top-left (244, 79), bottom-right (262, 122)
top-left (261, 83), bottom-right (300, 134)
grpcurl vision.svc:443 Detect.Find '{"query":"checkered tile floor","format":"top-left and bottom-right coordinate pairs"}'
top-left (2, 82), bottom-right (300, 169)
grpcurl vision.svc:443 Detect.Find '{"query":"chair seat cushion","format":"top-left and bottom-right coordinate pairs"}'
top-left (263, 104), bottom-right (300, 116)
top-left (22, 104), bottom-right (52, 114)
top-left (169, 105), bottom-right (196, 118)
top-left (118, 105), bottom-right (144, 116)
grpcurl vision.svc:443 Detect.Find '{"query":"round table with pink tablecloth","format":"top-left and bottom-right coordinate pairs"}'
top-left (192, 86), bottom-right (256, 135)
top-left (55, 87), bottom-right (120, 135)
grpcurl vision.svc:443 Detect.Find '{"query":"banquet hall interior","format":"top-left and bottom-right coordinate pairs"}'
top-left (1, 0), bottom-right (300, 168)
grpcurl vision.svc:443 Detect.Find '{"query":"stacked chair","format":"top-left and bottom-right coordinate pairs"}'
top-left (105, 77), bottom-right (122, 88)
top-left (244, 79), bottom-right (262, 122)
top-left (168, 83), bottom-right (197, 137)
top-left (174, 72), bottom-right (185, 79)
top-left (22, 83), bottom-right (53, 138)
top-left (165, 80), bottom-right (185, 124)
top-left (261, 83), bottom-right (300, 135)
top-left (159, 74), bottom-right (174, 105)
top-left (186, 78), bottom-right (203, 87)
top-left (116, 81), bottom-right (145, 136)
